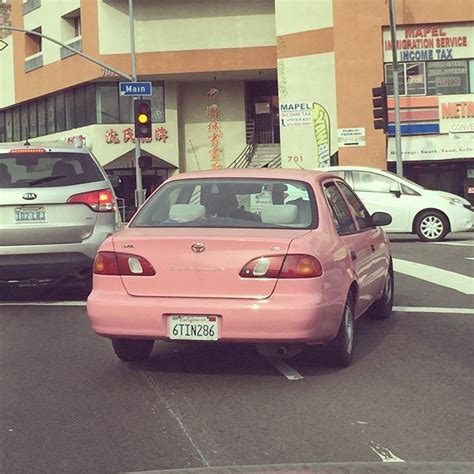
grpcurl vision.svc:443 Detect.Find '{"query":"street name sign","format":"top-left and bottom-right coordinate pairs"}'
top-left (119, 82), bottom-right (152, 97)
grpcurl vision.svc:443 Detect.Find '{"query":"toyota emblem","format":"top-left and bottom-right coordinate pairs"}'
top-left (191, 242), bottom-right (206, 253)
top-left (22, 192), bottom-right (37, 200)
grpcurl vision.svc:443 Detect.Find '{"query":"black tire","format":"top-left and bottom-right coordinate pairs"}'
top-left (368, 262), bottom-right (394, 320)
top-left (415, 210), bottom-right (449, 242)
top-left (326, 293), bottom-right (355, 367)
top-left (111, 338), bottom-right (154, 362)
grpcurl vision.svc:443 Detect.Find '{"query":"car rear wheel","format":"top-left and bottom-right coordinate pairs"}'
top-left (111, 338), bottom-right (154, 362)
top-left (326, 293), bottom-right (355, 367)
top-left (415, 210), bottom-right (449, 242)
top-left (368, 262), bottom-right (394, 320)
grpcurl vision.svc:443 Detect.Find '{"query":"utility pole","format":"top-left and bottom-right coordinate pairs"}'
top-left (388, 0), bottom-right (403, 176)
top-left (128, 0), bottom-right (145, 208)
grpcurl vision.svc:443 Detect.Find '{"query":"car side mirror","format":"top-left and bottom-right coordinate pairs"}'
top-left (389, 183), bottom-right (401, 198)
top-left (108, 174), bottom-right (121, 188)
top-left (371, 212), bottom-right (392, 227)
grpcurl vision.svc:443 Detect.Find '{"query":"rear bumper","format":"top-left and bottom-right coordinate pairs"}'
top-left (87, 278), bottom-right (342, 344)
top-left (0, 252), bottom-right (94, 282)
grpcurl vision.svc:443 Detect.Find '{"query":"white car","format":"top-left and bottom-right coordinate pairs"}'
top-left (317, 166), bottom-right (472, 242)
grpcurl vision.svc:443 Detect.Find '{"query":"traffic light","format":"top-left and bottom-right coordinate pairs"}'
top-left (134, 99), bottom-right (152, 138)
top-left (372, 83), bottom-right (388, 133)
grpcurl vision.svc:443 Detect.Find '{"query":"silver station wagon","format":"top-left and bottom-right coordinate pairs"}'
top-left (0, 141), bottom-right (121, 292)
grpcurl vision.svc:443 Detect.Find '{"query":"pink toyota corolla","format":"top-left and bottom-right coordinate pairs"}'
top-left (87, 169), bottom-right (393, 367)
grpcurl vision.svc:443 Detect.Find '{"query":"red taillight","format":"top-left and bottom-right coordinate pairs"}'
top-left (93, 252), bottom-right (156, 276)
top-left (10, 148), bottom-right (46, 154)
top-left (67, 189), bottom-right (114, 212)
top-left (240, 254), bottom-right (322, 279)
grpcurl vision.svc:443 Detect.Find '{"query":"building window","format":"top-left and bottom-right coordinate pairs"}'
top-left (61, 9), bottom-right (82, 59)
top-left (119, 96), bottom-right (132, 123)
top-left (97, 84), bottom-right (120, 124)
top-left (470, 60), bottom-right (474, 93)
top-left (28, 101), bottom-right (38, 138)
top-left (25, 26), bottom-right (42, 57)
top-left (46, 95), bottom-right (55, 134)
top-left (152, 81), bottom-right (165, 123)
top-left (65, 91), bottom-right (75, 130)
top-left (37, 98), bottom-right (46, 136)
top-left (427, 60), bottom-right (469, 95)
top-left (20, 103), bottom-right (29, 140)
top-left (55, 93), bottom-right (66, 132)
top-left (5, 109), bottom-right (13, 142)
top-left (74, 87), bottom-right (86, 128)
top-left (13, 107), bottom-right (21, 141)
top-left (0, 111), bottom-right (5, 143)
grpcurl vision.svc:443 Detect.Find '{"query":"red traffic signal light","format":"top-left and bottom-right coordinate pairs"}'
top-left (372, 83), bottom-right (388, 133)
top-left (134, 99), bottom-right (152, 138)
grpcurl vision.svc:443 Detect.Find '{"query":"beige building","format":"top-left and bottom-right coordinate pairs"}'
top-left (1, 0), bottom-right (473, 214)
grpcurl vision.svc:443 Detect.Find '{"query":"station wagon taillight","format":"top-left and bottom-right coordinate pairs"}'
top-left (240, 254), bottom-right (322, 279)
top-left (93, 251), bottom-right (156, 276)
top-left (67, 189), bottom-right (114, 212)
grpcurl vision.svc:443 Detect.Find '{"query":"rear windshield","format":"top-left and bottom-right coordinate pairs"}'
top-left (0, 151), bottom-right (104, 188)
top-left (131, 178), bottom-right (317, 229)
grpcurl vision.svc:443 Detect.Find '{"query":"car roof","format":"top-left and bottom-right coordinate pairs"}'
top-left (0, 141), bottom-right (91, 154)
top-left (169, 168), bottom-right (339, 182)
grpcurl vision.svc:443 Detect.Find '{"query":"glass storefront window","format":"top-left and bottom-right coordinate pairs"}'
top-left (119, 96), bottom-right (132, 123)
top-left (427, 60), bottom-right (469, 95)
top-left (55, 93), bottom-right (66, 132)
top-left (469, 60), bottom-right (474, 93)
top-left (384, 63), bottom-right (405, 96)
top-left (406, 63), bottom-right (426, 95)
top-left (5, 109), bottom-right (13, 142)
top-left (0, 111), bottom-right (5, 142)
top-left (21, 104), bottom-right (29, 140)
top-left (97, 84), bottom-right (119, 124)
top-left (65, 91), bottom-right (75, 130)
top-left (75, 87), bottom-right (86, 128)
top-left (29, 101), bottom-right (38, 138)
top-left (85, 85), bottom-right (97, 125)
top-left (13, 107), bottom-right (21, 141)
top-left (152, 81), bottom-right (165, 123)
top-left (37, 98), bottom-right (47, 136)
top-left (46, 96), bottom-right (56, 135)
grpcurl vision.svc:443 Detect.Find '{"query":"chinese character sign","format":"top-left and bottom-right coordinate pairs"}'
top-left (104, 127), bottom-right (168, 144)
top-left (207, 98), bottom-right (223, 170)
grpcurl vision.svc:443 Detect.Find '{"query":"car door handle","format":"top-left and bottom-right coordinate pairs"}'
top-left (370, 244), bottom-right (376, 252)
top-left (351, 251), bottom-right (357, 261)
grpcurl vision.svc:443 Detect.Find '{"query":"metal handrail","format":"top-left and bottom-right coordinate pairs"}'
top-left (227, 120), bottom-right (255, 169)
top-left (263, 154), bottom-right (282, 169)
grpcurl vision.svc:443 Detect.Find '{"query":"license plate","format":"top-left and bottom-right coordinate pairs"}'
top-left (169, 315), bottom-right (219, 341)
top-left (15, 207), bottom-right (47, 223)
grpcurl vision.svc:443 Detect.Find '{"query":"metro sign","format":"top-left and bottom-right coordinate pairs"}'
top-left (119, 82), bottom-right (152, 97)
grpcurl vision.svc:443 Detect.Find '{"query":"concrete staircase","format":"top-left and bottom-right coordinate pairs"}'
top-left (249, 144), bottom-right (281, 168)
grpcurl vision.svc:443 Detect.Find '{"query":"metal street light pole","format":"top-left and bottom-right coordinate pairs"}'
top-left (388, 0), bottom-right (403, 177)
top-left (0, 26), bottom-right (132, 81)
top-left (128, 0), bottom-right (145, 208)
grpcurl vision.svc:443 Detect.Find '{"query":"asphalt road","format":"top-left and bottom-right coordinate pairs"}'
top-left (0, 233), bottom-right (473, 473)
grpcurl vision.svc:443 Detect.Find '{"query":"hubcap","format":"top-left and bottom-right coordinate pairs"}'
top-left (344, 305), bottom-right (353, 354)
top-left (420, 215), bottom-right (443, 239)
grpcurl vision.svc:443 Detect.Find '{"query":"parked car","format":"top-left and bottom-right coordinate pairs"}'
top-left (87, 169), bottom-right (393, 367)
top-left (320, 166), bottom-right (473, 242)
top-left (0, 141), bottom-right (122, 292)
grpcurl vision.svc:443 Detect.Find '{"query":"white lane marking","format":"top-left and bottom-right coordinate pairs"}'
top-left (266, 358), bottom-right (304, 380)
top-left (430, 241), bottom-right (474, 247)
top-left (466, 257), bottom-right (474, 260)
top-left (0, 301), bottom-right (86, 306)
top-left (393, 306), bottom-right (474, 315)
top-left (369, 441), bottom-right (405, 463)
top-left (393, 258), bottom-right (474, 295)
top-left (142, 372), bottom-right (210, 468)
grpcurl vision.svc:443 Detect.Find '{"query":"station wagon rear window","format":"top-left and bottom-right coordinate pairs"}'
top-left (0, 151), bottom-right (104, 188)
top-left (131, 178), bottom-right (317, 229)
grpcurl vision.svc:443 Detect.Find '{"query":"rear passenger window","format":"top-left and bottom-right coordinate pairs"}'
top-left (0, 152), bottom-right (104, 188)
top-left (323, 182), bottom-right (356, 234)
top-left (336, 181), bottom-right (373, 231)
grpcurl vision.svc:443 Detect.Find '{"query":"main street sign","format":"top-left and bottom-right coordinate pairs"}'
top-left (119, 81), bottom-right (152, 97)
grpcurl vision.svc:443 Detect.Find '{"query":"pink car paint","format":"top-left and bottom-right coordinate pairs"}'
top-left (87, 169), bottom-right (391, 350)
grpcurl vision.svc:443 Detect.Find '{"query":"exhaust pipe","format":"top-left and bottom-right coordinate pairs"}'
top-left (277, 346), bottom-right (288, 356)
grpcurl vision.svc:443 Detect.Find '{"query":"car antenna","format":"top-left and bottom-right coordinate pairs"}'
top-left (24, 139), bottom-right (31, 146)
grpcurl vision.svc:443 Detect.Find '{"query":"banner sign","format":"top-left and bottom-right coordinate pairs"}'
top-left (439, 94), bottom-right (474, 133)
top-left (383, 23), bottom-right (473, 62)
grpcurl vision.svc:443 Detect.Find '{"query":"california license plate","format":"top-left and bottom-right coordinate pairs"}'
top-left (15, 207), bottom-right (47, 223)
top-left (169, 315), bottom-right (219, 341)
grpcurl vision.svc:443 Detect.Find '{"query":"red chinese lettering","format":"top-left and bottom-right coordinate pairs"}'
top-left (155, 127), bottom-right (169, 143)
top-left (105, 129), bottom-right (120, 144)
top-left (123, 127), bottom-right (135, 143)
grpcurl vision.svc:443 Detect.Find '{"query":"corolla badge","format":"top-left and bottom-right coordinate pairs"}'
top-left (191, 242), bottom-right (206, 253)
top-left (22, 192), bottom-right (37, 200)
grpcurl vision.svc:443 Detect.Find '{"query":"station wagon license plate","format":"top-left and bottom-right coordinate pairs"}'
top-left (15, 207), bottom-right (47, 223)
top-left (169, 315), bottom-right (219, 341)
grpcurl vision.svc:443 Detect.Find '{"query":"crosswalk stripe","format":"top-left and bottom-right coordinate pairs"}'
top-left (393, 258), bottom-right (474, 295)
top-left (393, 306), bottom-right (473, 315)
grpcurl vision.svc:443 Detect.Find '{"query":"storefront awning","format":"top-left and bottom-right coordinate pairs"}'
top-left (104, 150), bottom-right (177, 170)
